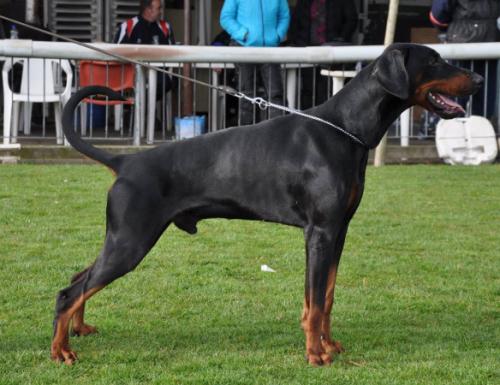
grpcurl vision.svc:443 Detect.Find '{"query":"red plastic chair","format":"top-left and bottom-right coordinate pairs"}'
top-left (78, 60), bottom-right (135, 134)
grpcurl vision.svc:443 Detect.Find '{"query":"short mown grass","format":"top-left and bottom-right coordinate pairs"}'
top-left (0, 164), bottom-right (498, 385)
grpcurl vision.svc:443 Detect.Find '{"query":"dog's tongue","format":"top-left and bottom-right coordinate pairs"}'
top-left (437, 93), bottom-right (465, 113)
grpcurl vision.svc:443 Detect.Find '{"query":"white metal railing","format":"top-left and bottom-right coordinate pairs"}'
top-left (3, 40), bottom-right (500, 62)
top-left (1, 40), bottom-right (499, 147)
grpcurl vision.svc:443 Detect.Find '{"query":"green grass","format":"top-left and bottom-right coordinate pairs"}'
top-left (0, 164), bottom-right (498, 385)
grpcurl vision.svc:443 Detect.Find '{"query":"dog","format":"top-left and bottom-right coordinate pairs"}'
top-left (51, 43), bottom-right (483, 365)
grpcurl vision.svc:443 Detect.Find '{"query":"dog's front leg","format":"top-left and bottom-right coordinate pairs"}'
top-left (302, 224), bottom-right (338, 366)
top-left (320, 224), bottom-right (348, 356)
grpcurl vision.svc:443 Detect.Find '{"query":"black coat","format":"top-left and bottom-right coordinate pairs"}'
top-left (113, 15), bottom-right (175, 45)
top-left (289, 0), bottom-right (358, 46)
top-left (431, 0), bottom-right (500, 43)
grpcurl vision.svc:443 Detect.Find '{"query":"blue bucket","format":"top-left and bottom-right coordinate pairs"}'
top-left (174, 115), bottom-right (206, 139)
top-left (86, 104), bottom-right (106, 129)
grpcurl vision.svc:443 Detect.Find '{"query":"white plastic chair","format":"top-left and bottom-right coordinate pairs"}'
top-left (2, 58), bottom-right (73, 145)
top-left (436, 116), bottom-right (498, 165)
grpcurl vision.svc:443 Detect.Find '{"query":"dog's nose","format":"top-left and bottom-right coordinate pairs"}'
top-left (471, 73), bottom-right (484, 87)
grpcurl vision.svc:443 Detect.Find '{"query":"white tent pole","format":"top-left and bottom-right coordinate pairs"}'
top-left (373, 0), bottom-right (400, 167)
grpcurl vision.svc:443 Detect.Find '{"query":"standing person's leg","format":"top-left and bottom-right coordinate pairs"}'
top-left (300, 67), bottom-right (315, 110)
top-left (156, 72), bottom-right (173, 98)
top-left (452, 60), bottom-right (474, 114)
top-left (236, 63), bottom-right (257, 125)
top-left (485, 59), bottom-right (497, 122)
top-left (470, 60), bottom-right (486, 116)
top-left (315, 66), bottom-right (329, 106)
top-left (469, 59), bottom-right (497, 121)
top-left (155, 72), bottom-right (173, 132)
top-left (260, 63), bottom-right (285, 120)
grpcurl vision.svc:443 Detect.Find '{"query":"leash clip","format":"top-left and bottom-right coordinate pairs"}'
top-left (253, 97), bottom-right (269, 110)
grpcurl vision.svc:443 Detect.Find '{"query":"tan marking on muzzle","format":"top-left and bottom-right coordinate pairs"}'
top-left (413, 73), bottom-right (473, 104)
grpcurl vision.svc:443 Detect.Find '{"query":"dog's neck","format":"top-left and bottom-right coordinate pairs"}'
top-left (318, 62), bottom-right (411, 149)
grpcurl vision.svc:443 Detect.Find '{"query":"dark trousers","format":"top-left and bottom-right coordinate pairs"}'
top-left (236, 62), bottom-right (285, 125)
top-left (299, 66), bottom-right (330, 110)
top-left (455, 60), bottom-right (498, 120)
top-left (156, 72), bottom-right (173, 99)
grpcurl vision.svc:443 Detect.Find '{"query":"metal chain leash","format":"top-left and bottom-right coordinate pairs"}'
top-left (0, 14), bottom-right (367, 147)
top-left (229, 92), bottom-right (366, 146)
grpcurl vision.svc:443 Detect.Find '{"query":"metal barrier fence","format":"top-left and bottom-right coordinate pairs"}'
top-left (1, 40), bottom-right (499, 146)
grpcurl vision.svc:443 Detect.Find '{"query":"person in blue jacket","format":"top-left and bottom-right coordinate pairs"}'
top-left (220, 0), bottom-right (290, 125)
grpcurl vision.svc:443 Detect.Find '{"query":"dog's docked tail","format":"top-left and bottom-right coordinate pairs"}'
top-left (62, 86), bottom-right (126, 172)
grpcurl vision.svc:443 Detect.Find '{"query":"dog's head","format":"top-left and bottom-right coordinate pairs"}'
top-left (374, 43), bottom-right (483, 119)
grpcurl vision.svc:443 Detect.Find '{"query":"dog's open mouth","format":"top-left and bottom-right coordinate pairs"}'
top-left (426, 91), bottom-right (465, 119)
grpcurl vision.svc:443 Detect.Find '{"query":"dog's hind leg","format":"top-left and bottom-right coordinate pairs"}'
top-left (51, 277), bottom-right (103, 365)
top-left (51, 181), bottom-right (170, 364)
top-left (51, 228), bottom-right (168, 364)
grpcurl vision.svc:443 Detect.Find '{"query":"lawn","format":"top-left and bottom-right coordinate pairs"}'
top-left (0, 164), bottom-right (498, 385)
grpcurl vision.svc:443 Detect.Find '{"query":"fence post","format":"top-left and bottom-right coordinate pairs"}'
top-left (374, 0), bottom-right (399, 167)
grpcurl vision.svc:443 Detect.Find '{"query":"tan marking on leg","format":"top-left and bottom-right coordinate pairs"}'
top-left (51, 286), bottom-right (102, 365)
top-left (70, 267), bottom-right (98, 336)
top-left (322, 266), bottom-right (336, 346)
top-left (72, 302), bottom-right (98, 336)
top-left (304, 304), bottom-right (331, 366)
top-left (321, 265), bottom-right (344, 354)
top-left (301, 297), bottom-right (309, 331)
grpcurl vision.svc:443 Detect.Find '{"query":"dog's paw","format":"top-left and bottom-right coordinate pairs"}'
top-left (306, 350), bottom-right (332, 366)
top-left (71, 323), bottom-right (98, 337)
top-left (51, 343), bottom-right (78, 366)
top-left (322, 339), bottom-right (345, 354)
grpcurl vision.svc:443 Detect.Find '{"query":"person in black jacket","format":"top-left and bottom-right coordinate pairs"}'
top-left (289, 0), bottom-right (358, 47)
top-left (114, 0), bottom-right (175, 45)
top-left (289, 0), bottom-right (358, 109)
top-left (430, 0), bottom-right (499, 43)
top-left (113, 0), bottom-right (175, 97)
top-left (430, 0), bottom-right (500, 120)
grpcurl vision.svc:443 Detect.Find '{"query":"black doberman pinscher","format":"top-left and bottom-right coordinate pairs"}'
top-left (51, 43), bottom-right (482, 365)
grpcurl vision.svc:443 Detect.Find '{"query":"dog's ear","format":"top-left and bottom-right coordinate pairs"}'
top-left (375, 49), bottom-right (409, 99)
